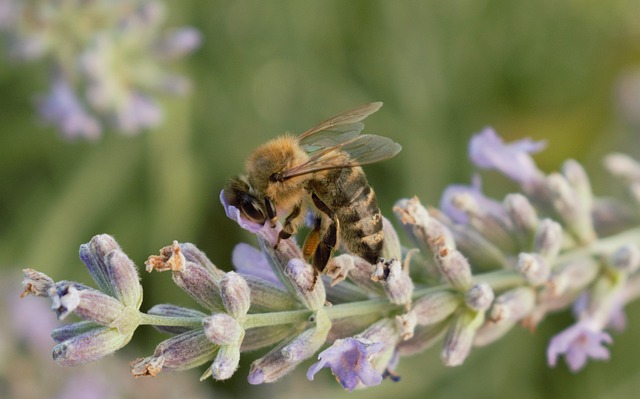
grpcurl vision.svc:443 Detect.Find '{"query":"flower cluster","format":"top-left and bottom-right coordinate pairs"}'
top-left (20, 129), bottom-right (640, 390)
top-left (0, 0), bottom-right (200, 139)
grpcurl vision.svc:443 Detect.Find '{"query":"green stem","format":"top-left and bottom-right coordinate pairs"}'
top-left (139, 312), bottom-right (202, 328)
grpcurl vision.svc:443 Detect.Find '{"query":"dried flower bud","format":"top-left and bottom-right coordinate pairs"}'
top-left (143, 330), bottom-right (216, 373)
top-left (517, 253), bottom-right (551, 286)
top-left (534, 219), bottom-right (563, 260)
top-left (393, 197), bottom-right (456, 254)
top-left (489, 287), bottom-right (536, 323)
top-left (53, 327), bottom-right (132, 367)
top-left (171, 261), bottom-right (224, 312)
top-left (504, 193), bottom-right (539, 248)
top-left (372, 258), bottom-right (414, 305)
top-left (433, 238), bottom-right (473, 291)
top-left (21, 269), bottom-right (55, 297)
top-left (465, 283), bottom-right (494, 312)
top-left (284, 259), bottom-right (326, 311)
top-left (396, 311), bottom-right (417, 340)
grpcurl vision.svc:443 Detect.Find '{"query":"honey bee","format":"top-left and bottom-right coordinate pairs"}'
top-left (224, 102), bottom-right (401, 276)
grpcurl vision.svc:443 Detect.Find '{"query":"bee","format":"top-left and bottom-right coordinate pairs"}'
top-left (224, 102), bottom-right (401, 277)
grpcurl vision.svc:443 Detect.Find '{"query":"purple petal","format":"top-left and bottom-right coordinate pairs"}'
top-left (232, 243), bottom-right (281, 286)
top-left (37, 79), bottom-right (101, 140)
top-left (307, 338), bottom-right (385, 391)
top-left (469, 128), bottom-right (545, 185)
top-left (115, 93), bottom-right (162, 134)
top-left (440, 177), bottom-right (505, 224)
top-left (547, 321), bottom-right (612, 372)
top-left (155, 27), bottom-right (202, 60)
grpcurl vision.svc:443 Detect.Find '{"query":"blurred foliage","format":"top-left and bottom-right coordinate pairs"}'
top-left (2, 1), bottom-right (640, 398)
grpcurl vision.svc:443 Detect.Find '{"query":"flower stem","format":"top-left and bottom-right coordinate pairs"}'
top-left (138, 312), bottom-right (202, 328)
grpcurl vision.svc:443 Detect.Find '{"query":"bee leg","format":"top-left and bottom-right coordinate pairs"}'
top-left (276, 202), bottom-right (302, 248)
top-left (302, 216), bottom-right (323, 260)
top-left (310, 193), bottom-right (339, 274)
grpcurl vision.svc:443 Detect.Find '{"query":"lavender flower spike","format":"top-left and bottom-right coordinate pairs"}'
top-left (469, 127), bottom-right (546, 188)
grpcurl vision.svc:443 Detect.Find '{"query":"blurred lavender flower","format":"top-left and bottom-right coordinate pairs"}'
top-left (1, 0), bottom-right (200, 139)
top-left (18, 129), bottom-right (640, 388)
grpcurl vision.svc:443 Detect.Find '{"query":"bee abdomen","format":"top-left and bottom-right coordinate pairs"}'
top-left (337, 183), bottom-right (384, 264)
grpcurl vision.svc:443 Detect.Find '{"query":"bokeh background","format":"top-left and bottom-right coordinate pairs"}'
top-left (2, 1), bottom-right (640, 398)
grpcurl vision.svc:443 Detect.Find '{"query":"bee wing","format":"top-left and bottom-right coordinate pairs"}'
top-left (281, 134), bottom-right (402, 180)
top-left (297, 102), bottom-right (383, 145)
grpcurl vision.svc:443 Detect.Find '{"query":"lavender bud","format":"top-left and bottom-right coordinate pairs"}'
top-left (517, 253), bottom-right (551, 286)
top-left (281, 309), bottom-right (331, 362)
top-left (393, 197), bottom-right (456, 254)
top-left (489, 287), bottom-right (536, 322)
top-left (211, 345), bottom-right (241, 381)
top-left (146, 330), bottom-right (216, 372)
top-left (284, 259), bottom-right (326, 311)
top-left (433, 239), bottom-right (473, 291)
top-left (220, 272), bottom-right (251, 319)
top-left (242, 275), bottom-right (299, 312)
top-left (441, 309), bottom-right (484, 367)
top-left (248, 319), bottom-right (330, 386)
top-left (180, 243), bottom-right (225, 280)
top-left (474, 320), bottom-right (516, 347)
top-left (79, 234), bottom-right (120, 296)
top-left (412, 290), bottom-right (460, 325)
top-left (148, 304), bottom-right (206, 335)
top-left (381, 217), bottom-right (402, 260)
top-left (603, 153), bottom-right (640, 182)
top-left (504, 193), bottom-right (539, 248)
top-left (609, 244), bottom-right (640, 273)
top-left (449, 191), bottom-right (517, 253)
top-left (546, 173), bottom-right (596, 244)
top-left (327, 254), bottom-right (383, 294)
top-left (465, 283), bottom-right (494, 312)
top-left (396, 311), bottom-right (418, 340)
top-left (397, 321), bottom-right (449, 356)
top-left (549, 258), bottom-right (600, 296)
top-left (372, 258), bottom-right (414, 305)
top-left (562, 159), bottom-right (593, 214)
top-left (203, 314), bottom-right (244, 345)
top-left (170, 261), bottom-right (224, 312)
top-left (53, 327), bottom-right (130, 367)
top-left (104, 250), bottom-right (142, 308)
top-left (533, 219), bottom-right (564, 260)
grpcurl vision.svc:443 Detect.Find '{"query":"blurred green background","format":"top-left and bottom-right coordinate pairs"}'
top-left (2, 1), bottom-right (640, 398)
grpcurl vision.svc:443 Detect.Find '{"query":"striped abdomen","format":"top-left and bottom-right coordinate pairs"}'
top-left (308, 167), bottom-right (384, 264)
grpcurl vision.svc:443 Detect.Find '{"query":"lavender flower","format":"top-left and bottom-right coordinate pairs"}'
top-left (547, 320), bottom-right (612, 372)
top-left (1, 0), bottom-right (200, 139)
top-left (469, 127), bottom-right (546, 189)
top-left (18, 129), bottom-right (640, 388)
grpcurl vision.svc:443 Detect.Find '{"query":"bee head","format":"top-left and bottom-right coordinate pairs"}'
top-left (224, 176), bottom-right (269, 225)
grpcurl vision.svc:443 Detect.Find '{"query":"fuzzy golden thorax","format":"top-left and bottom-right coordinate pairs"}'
top-left (245, 135), bottom-right (310, 211)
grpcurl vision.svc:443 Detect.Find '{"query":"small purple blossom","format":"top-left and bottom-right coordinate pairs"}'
top-left (307, 338), bottom-right (386, 391)
top-left (232, 243), bottom-right (281, 286)
top-left (469, 128), bottom-right (546, 187)
top-left (37, 79), bottom-right (101, 140)
top-left (440, 176), bottom-right (506, 225)
top-left (547, 320), bottom-right (612, 372)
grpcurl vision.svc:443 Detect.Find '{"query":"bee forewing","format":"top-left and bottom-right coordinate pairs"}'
top-left (297, 102), bottom-right (383, 141)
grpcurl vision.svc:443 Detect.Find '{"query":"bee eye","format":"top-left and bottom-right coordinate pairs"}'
top-left (241, 201), bottom-right (266, 224)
